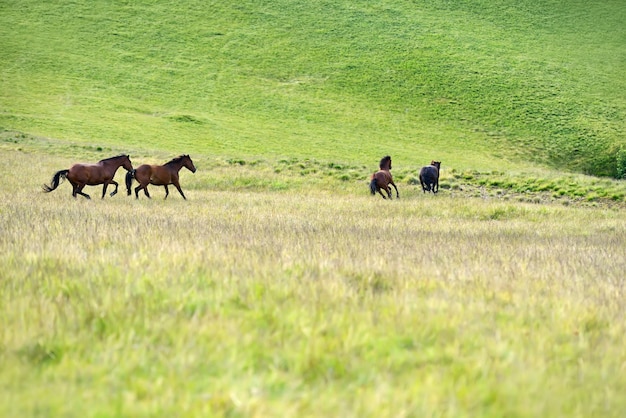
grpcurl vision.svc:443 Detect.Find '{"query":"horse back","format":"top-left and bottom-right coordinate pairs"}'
top-left (378, 169), bottom-right (393, 180)
top-left (68, 163), bottom-right (99, 184)
top-left (373, 170), bottom-right (392, 186)
top-left (136, 164), bottom-right (172, 185)
top-left (419, 166), bottom-right (438, 181)
top-left (133, 164), bottom-right (153, 182)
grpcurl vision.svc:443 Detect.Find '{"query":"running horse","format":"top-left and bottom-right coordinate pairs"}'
top-left (43, 154), bottom-right (133, 199)
top-left (369, 155), bottom-right (399, 199)
top-left (419, 160), bottom-right (441, 194)
top-left (126, 154), bottom-right (196, 199)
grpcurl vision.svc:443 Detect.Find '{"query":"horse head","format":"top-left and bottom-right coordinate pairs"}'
top-left (122, 154), bottom-right (134, 172)
top-left (182, 154), bottom-right (197, 173)
top-left (379, 155), bottom-right (392, 170)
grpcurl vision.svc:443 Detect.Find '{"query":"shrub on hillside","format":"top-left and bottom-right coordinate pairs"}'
top-left (616, 147), bottom-right (626, 179)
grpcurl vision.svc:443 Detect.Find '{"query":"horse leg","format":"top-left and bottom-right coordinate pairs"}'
top-left (134, 182), bottom-right (150, 199)
top-left (74, 184), bottom-right (91, 199)
top-left (172, 181), bottom-right (186, 200)
top-left (390, 181), bottom-right (399, 199)
top-left (101, 182), bottom-right (109, 199)
top-left (163, 185), bottom-right (169, 200)
top-left (109, 180), bottom-right (119, 197)
top-left (434, 178), bottom-right (439, 194)
top-left (174, 186), bottom-right (186, 199)
top-left (140, 185), bottom-right (151, 199)
top-left (377, 188), bottom-right (386, 199)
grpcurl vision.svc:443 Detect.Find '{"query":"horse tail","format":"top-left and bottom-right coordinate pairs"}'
top-left (125, 170), bottom-right (135, 196)
top-left (42, 169), bottom-right (69, 193)
top-left (369, 176), bottom-right (378, 195)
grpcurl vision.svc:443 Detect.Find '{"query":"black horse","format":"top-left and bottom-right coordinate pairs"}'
top-left (369, 156), bottom-right (399, 199)
top-left (419, 161), bottom-right (441, 194)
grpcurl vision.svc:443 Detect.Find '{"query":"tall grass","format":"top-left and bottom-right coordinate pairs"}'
top-left (1, 0), bottom-right (625, 415)
top-left (1, 150), bottom-right (625, 417)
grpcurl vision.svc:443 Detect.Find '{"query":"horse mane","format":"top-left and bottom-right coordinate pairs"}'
top-left (165, 155), bottom-right (189, 165)
top-left (379, 155), bottom-right (391, 169)
top-left (98, 154), bottom-right (128, 163)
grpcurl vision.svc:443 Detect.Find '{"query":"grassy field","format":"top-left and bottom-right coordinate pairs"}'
top-left (1, 0), bottom-right (626, 416)
top-left (1, 0), bottom-right (625, 175)
top-left (1, 150), bottom-right (625, 417)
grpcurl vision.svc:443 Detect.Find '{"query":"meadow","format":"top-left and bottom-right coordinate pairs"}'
top-left (1, 0), bottom-right (626, 416)
top-left (2, 146), bottom-right (626, 417)
top-left (2, 0), bottom-right (625, 176)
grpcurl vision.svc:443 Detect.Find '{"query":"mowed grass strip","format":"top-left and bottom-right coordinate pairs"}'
top-left (1, 151), bottom-right (625, 417)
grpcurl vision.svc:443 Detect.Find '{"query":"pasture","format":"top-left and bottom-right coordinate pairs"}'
top-left (1, 0), bottom-right (626, 416)
top-left (1, 0), bottom-right (625, 176)
top-left (1, 148), bottom-right (625, 417)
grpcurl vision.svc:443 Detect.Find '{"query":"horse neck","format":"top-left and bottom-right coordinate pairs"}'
top-left (165, 159), bottom-right (185, 172)
top-left (101, 156), bottom-right (127, 171)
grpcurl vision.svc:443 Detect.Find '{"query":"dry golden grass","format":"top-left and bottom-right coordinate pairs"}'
top-left (1, 150), bottom-right (625, 417)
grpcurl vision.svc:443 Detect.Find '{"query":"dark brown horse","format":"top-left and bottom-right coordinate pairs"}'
top-left (126, 154), bottom-right (196, 199)
top-left (43, 154), bottom-right (133, 199)
top-left (369, 155), bottom-right (399, 199)
top-left (419, 160), bottom-right (441, 194)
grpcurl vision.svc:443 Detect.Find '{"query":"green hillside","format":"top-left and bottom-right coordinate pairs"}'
top-left (1, 0), bottom-right (625, 176)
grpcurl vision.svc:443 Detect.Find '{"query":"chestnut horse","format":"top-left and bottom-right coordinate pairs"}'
top-left (126, 154), bottom-right (196, 199)
top-left (43, 154), bottom-right (133, 199)
top-left (419, 160), bottom-right (441, 194)
top-left (369, 155), bottom-right (399, 199)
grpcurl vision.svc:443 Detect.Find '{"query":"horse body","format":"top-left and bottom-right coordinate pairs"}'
top-left (126, 154), bottom-right (196, 199)
top-left (43, 154), bottom-right (133, 199)
top-left (419, 161), bottom-right (441, 194)
top-left (369, 155), bottom-right (399, 199)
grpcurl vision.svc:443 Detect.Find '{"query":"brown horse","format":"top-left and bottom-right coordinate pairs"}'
top-left (43, 154), bottom-right (133, 199)
top-left (126, 154), bottom-right (196, 199)
top-left (419, 160), bottom-right (441, 194)
top-left (369, 155), bottom-right (399, 199)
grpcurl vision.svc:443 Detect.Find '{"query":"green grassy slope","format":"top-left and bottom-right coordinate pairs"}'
top-left (1, 0), bottom-right (624, 176)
